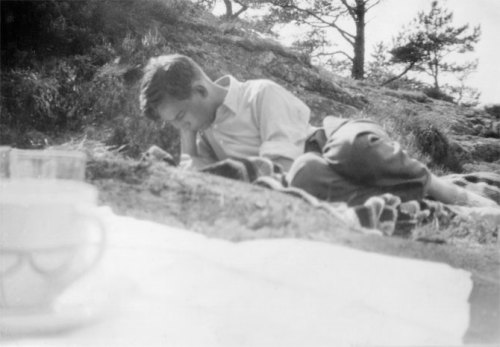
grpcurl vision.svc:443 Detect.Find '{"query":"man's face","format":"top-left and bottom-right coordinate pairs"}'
top-left (156, 92), bottom-right (215, 132)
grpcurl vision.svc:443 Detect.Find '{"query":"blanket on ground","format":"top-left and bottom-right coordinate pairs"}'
top-left (143, 148), bottom-right (500, 238)
top-left (253, 170), bottom-right (500, 239)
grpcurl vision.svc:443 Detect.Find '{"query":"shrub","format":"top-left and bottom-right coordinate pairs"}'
top-left (423, 87), bottom-right (454, 103)
top-left (484, 104), bottom-right (500, 119)
top-left (0, 0), bottom-right (203, 155)
top-left (0, 0), bottom-right (194, 129)
top-left (411, 120), bottom-right (463, 172)
top-left (1, 1), bottom-right (101, 66)
top-left (379, 76), bottom-right (428, 93)
top-left (1, 0), bottom-right (193, 66)
top-left (0, 46), bottom-right (118, 134)
top-left (1, 69), bottom-right (60, 131)
top-left (105, 116), bottom-right (180, 160)
top-left (413, 122), bottom-right (449, 164)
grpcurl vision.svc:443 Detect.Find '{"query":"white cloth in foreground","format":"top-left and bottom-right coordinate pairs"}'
top-left (3, 208), bottom-right (472, 346)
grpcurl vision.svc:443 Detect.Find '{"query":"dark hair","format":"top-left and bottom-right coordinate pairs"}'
top-left (140, 54), bottom-right (202, 120)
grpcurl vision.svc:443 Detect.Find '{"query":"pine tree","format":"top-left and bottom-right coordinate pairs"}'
top-left (388, 0), bottom-right (480, 93)
top-left (264, 0), bottom-right (382, 79)
top-left (366, 42), bottom-right (391, 83)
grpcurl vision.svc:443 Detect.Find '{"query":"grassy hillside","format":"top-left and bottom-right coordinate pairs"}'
top-left (2, 0), bottom-right (499, 173)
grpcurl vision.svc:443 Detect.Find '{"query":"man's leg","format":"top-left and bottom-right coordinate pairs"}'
top-left (286, 152), bottom-right (401, 231)
top-left (335, 125), bottom-right (497, 207)
top-left (286, 152), bottom-right (386, 205)
top-left (289, 119), bottom-right (432, 205)
top-left (294, 122), bottom-right (497, 207)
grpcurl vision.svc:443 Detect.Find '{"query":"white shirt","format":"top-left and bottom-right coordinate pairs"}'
top-left (197, 76), bottom-right (311, 164)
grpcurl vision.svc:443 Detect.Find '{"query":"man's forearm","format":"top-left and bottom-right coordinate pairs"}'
top-left (179, 129), bottom-right (219, 170)
top-left (180, 129), bottom-right (198, 156)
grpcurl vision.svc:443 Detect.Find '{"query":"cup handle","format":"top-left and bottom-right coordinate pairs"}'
top-left (72, 206), bottom-right (107, 277)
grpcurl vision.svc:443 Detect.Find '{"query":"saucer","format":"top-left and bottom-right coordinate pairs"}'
top-left (0, 301), bottom-right (101, 336)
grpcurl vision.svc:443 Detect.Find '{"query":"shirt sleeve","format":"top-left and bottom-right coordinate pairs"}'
top-left (195, 133), bottom-right (218, 165)
top-left (255, 82), bottom-right (311, 162)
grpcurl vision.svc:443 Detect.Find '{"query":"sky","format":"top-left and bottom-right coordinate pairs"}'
top-left (214, 0), bottom-right (500, 105)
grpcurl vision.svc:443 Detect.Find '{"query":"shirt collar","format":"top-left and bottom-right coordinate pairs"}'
top-left (213, 75), bottom-right (241, 124)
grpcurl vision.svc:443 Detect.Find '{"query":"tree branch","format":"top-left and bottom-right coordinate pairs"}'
top-left (232, 0), bottom-right (248, 18)
top-left (365, 0), bottom-right (381, 12)
top-left (329, 22), bottom-right (356, 45)
top-left (381, 61), bottom-right (415, 86)
top-left (279, 3), bottom-right (355, 45)
top-left (339, 0), bottom-right (356, 20)
top-left (313, 50), bottom-right (354, 62)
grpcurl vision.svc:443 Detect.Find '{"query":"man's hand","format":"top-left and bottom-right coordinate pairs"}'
top-left (465, 191), bottom-right (498, 207)
top-left (141, 145), bottom-right (176, 166)
top-left (427, 174), bottom-right (498, 207)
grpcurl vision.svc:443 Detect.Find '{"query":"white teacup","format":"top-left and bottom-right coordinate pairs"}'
top-left (9, 149), bottom-right (87, 181)
top-left (0, 179), bottom-right (106, 310)
top-left (0, 146), bottom-right (11, 178)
